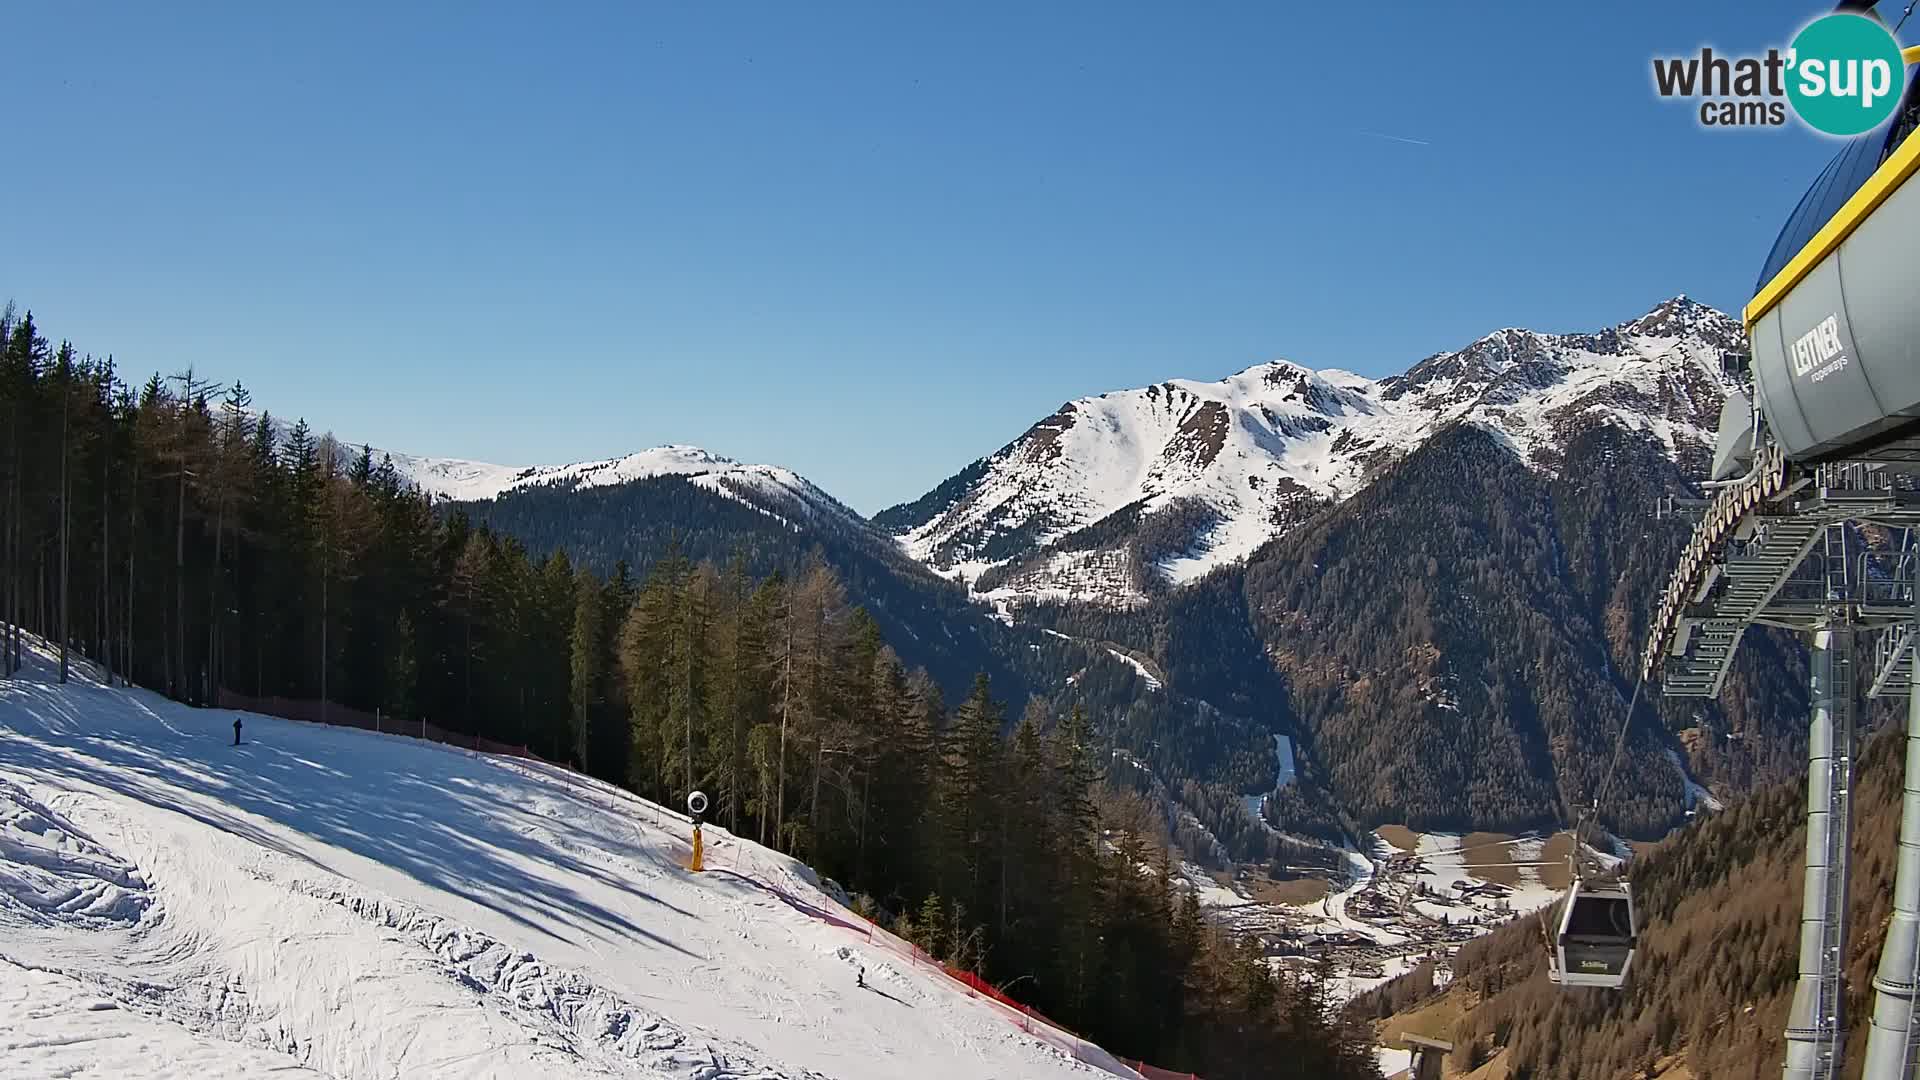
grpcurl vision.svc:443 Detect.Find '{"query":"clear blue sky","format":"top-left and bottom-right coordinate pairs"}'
top-left (0, 2), bottom-right (1889, 513)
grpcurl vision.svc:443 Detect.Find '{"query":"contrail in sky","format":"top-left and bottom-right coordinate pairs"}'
top-left (1355, 129), bottom-right (1432, 147)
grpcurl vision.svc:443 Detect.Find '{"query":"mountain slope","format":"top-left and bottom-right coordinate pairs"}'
top-left (1367, 724), bottom-right (1911, 1079)
top-left (375, 445), bottom-right (1027, 704)
top-left (1042, 416), bottom-right (1808, 840)
top-left (883, 297), bottom-right (1743, 607)
top-left (387, 448), bottom-right (1341, 873)
top-left (875, 298), bottom-right (1785, 838)
top-left (471, 478), bottom-right (1027, 704)
top-left (0, 639), bottom-right (1135, 1080)
top-left (1237, 421), bottom-right (1786, 836)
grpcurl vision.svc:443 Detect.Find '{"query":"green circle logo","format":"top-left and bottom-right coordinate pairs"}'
top-left (1787, 13), bottom-right (1907, 136)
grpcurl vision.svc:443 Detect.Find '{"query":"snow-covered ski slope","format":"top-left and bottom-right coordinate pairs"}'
top-left (0, 641), bottom-right (1133, 1080)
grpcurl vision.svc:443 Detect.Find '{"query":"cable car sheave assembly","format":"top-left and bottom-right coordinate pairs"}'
top-left (1612, 36), bottom-right (1920, 1080)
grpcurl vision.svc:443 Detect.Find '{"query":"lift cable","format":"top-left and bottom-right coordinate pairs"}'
top-left (1536, 663), bottom-right (1648, 973)
top-left (1578, 665), bottom-right (1650, 873)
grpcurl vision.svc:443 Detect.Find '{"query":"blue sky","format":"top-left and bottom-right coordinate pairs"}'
top-left (0, 2), bottom-right (1891, 513)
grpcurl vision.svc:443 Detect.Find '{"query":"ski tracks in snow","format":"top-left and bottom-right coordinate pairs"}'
top-left (3, 773), bottom-right (814, 1080)
top-left (1, 648), bottom-right (1120, 1080)
top-left (286, 878), bottom-right (818, 1080)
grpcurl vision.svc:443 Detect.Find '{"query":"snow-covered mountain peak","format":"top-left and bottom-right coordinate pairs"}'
top-left (1208, 360), bottom-right (1381, 420)
top-left (884, 299), bottom-right (1747, 607)
top-left (1624, 293), bottom-right (1730, 339)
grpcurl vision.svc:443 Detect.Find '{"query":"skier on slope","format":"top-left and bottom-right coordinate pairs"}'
top-left (233, 717), bottom-right (242, 746)
top-left (857, 966), bottom-right (865, 990)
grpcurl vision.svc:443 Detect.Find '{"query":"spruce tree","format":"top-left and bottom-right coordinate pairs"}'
top-left (569, 567), bottom-right (603, 771)
top-left (385, 610), bottom-right (418, 727)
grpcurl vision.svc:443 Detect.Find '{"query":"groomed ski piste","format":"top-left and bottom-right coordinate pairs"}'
top-left (0, 637), bottom-right (1141, 1080)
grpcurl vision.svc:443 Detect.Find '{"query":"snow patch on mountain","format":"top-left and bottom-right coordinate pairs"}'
top-left (1666, 747), bottom-right (1725, 814)
top-left (1105, 649), bottom-right (1162, 692)
top-left (1270, 735), bottom-right (1296, 789)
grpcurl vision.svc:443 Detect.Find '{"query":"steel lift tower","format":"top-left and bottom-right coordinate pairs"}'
top-left (1642, 45), bottom-right (1920, 1079)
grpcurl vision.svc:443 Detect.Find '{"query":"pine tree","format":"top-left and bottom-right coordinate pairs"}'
top-left (569, 566), bottom-right (604, 771)
top-left (386, 609), bottom-right (418, 727)
top-left (916, 892), bottom-right (945, 958)
top-left (54, 342), bottom-right (74, 683)
top-left (942, 673), bottom-right (1004, 919)
top-left (204, 381), bottom-right (253, 697)
top-left (666, 561), bottom-right (710, 800)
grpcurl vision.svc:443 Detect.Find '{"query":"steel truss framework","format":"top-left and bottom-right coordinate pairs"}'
top-left (1643, 458), bottom-right (1920, 1080)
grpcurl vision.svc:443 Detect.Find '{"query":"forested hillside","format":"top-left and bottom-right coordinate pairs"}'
top-left (449, 451), bottom-right (1349, 873)
top-left (1240, 421), bottom-right (1809, 836)
top-left (0, 306), bottom-right (1380, 1079)
top-left (1013, 569), bottom-right (1353, 854)
top-left (1363, 726), bottom-right (1910, 1079)
top-left (452, 474), bottom-right (1022, 703)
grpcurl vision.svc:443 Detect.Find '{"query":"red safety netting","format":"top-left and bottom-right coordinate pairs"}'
top-left (216, 690), bottom-right (560, 766)
top-left (1120, 1061), bottom-right (1202, 1080)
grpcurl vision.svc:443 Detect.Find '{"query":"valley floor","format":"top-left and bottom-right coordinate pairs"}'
top-left (0, 640), bottom-right (1131, 1080)
top-left (1199, 825), bottom-right (1567, 1003)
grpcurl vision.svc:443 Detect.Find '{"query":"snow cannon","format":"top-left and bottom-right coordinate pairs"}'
top-left (1710, 45), bottom-right (1920, 478)
top-left (687, 790), bottom-right (708, 872)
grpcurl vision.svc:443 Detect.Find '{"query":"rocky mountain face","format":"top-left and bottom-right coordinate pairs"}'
top-left (879, 296), bottom-right (1744, 609)
top-left (943, 296), bottom-right (1809, 838)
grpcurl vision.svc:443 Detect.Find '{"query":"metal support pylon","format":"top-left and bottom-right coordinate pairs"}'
top-left (1785, 523), bottom-right (1858, 1080)
top-left (1864, 540), bottom-right (1920, 1079)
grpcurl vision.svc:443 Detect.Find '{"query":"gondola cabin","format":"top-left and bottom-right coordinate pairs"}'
top-left (1549, 879), bottom-right (1637, 990)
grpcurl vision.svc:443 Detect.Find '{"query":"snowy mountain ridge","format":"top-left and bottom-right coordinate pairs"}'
top-left (879, 296), bottom-right (1745, 607)
top-left (388, 443), bottom-right (808, 502)
top-left (376, 298), bottom-right (1743, 612)
top-left (382, 443), bottom-right (868, 534)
